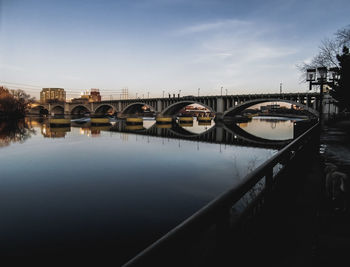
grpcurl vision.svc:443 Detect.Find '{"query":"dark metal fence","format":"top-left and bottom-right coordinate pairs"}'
top-left (122, 122), bottom-right (320, 266)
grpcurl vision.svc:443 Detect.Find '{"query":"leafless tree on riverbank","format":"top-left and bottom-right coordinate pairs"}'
top-left (298, 25), bottom-right (350, 73)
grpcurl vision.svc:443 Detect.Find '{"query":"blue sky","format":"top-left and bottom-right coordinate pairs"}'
top-left (0, 0), bottom-right (349, 99)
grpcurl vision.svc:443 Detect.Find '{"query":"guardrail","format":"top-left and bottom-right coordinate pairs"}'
top-left (123, 121), bottom-right (320, 266)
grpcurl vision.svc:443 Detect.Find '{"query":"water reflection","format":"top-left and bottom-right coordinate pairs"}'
top-left (178, 117), bottom-right (215, 135)
top-left (0, 119), bottom-right (36, 148)
top-left (41, 124), bottom-right (71, 138)
top-left (0, 116), bottom-right (300, 149)
top-left (237, 116), bottom-right (300, 140)
top-left (0, 115), bottom-right (303, 264)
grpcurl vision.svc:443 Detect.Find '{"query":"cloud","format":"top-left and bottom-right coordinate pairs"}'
top-left (165, 18), bottom-right (303, 94)
top-left (176, 19), bottom-right (251, 35)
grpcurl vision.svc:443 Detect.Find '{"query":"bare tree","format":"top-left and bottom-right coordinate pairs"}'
top-left (298, 25), bottom-right (350, 73)
top-left (0, 87), bottom-right (35, 118)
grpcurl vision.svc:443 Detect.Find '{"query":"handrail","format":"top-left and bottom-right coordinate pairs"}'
top-left (123, 121), bottom-right (320, 266)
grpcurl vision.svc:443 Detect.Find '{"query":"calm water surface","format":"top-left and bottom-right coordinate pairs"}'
top-left (0, 117), bottom-right (299, 264)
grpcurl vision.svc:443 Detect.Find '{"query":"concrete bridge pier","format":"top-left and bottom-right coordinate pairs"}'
top-left (64, 103), bottom-right (70, 115)
top-left (215, 127), bottom-right (223, 142)
top-left (214, 113), bottom-right (224, 122)
top-left (156, 100), bottom-right (162, 113)
top-left (215, 97), bottom-right (224, 122)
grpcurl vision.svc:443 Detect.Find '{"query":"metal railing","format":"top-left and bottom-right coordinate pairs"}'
top-left (123, 121), bottom-right (320, 266)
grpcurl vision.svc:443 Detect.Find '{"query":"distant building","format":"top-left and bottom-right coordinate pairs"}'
top-left (40, 88), bottom-right (66, 103)
top-left (80, 89), bottom-right (101, 102)
top-left (260, 104), bottom-right (280, 113)
top-left (71, 97), bottom-right (89, 103)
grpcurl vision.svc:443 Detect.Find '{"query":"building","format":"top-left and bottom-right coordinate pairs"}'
top-left (40, 88), bottom-right (66, 103)
top-left (80, 89), bottom-right (101, 102)
top-left (71, 97), bottom-right (89, 103)
top-left (90, 89), bottom-right (101, 102)
top-left (260, 104), bottom-right (280, 113)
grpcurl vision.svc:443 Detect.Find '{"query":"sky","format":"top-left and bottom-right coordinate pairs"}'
top-left (0, 0), bottom-right (349, 99)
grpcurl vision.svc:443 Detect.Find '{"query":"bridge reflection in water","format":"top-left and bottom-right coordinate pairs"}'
top-left (22, 116), bottom-right (300, 149)
top-left (0, 115), bottom-right (316, 265)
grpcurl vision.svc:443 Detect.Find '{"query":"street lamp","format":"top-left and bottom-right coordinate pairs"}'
top-left (306, 68), bottom-right (316, 85)
top-left (198, 88), bottom-right (200, 97)
top-left (329, 67), bottom-right (340, 82)
top-left (306, 66), bottom-right (339, 124)
top-left (221, 86), bottom-right (223, 96)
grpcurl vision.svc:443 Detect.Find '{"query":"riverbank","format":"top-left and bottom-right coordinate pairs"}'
top-left (315, 119), bottom-right (350, 266)
top-left (216, 118), bottom-right (350, 267)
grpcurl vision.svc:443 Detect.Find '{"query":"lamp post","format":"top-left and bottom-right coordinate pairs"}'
top-left (306, 67), bottom-right (339, 125)
top-left (221, 86), bottom-right (223, 96)
top-left (198, 88), bottom-right (200, 97)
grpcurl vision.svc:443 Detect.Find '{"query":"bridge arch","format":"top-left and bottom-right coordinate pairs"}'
top-left (223, 98), bottom-right (319, 118)
top-left (223, 122), bottom-right (292, 147)
top-left (71, 105), bottom-right (91, 115)
top-left (169, 123), bottom-right (216, 138)
top-left (51, 105), bottom-right (65, 115)
top-left (94, 104), bottom-right (116, 116)
top-left (120, 102), bottom-right (156, 115)
top-left (29, 105), bottom-right (49, 115)
top-left (160, 101), bottom-right (214, 116)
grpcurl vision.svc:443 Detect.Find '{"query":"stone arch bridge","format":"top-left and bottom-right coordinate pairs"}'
top-left (30, 92), bottom-right (329, 119)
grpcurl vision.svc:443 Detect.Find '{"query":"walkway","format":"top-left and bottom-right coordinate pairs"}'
top-left (226, 119), bottom-right (350, 267)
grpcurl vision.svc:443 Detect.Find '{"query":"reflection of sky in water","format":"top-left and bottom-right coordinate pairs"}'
top-left (238, 117), bottom-right (295, 140)
top-left (142, 119), bottom-right (156, 129)
top-left (0, 123), bottom-right (276, 263)
top-left (178, 117), bottom-right (215, 134)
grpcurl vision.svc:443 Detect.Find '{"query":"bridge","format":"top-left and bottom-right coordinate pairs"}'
top-left (29, 92), bottom-right (332, 120)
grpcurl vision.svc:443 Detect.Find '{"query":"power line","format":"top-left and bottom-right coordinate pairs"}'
top-left (0, 81), bottom-right (128, 93)
top-left (0, 81), bottom-right (43, 88)
top-left (2, 85), bottom-right (126, 95)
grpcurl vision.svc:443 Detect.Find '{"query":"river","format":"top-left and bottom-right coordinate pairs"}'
top-left (0, 116), bottom-right (301, 264)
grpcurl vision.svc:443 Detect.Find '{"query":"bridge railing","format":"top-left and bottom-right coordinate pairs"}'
top-left (122, 121), bottom-right (320, 266)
